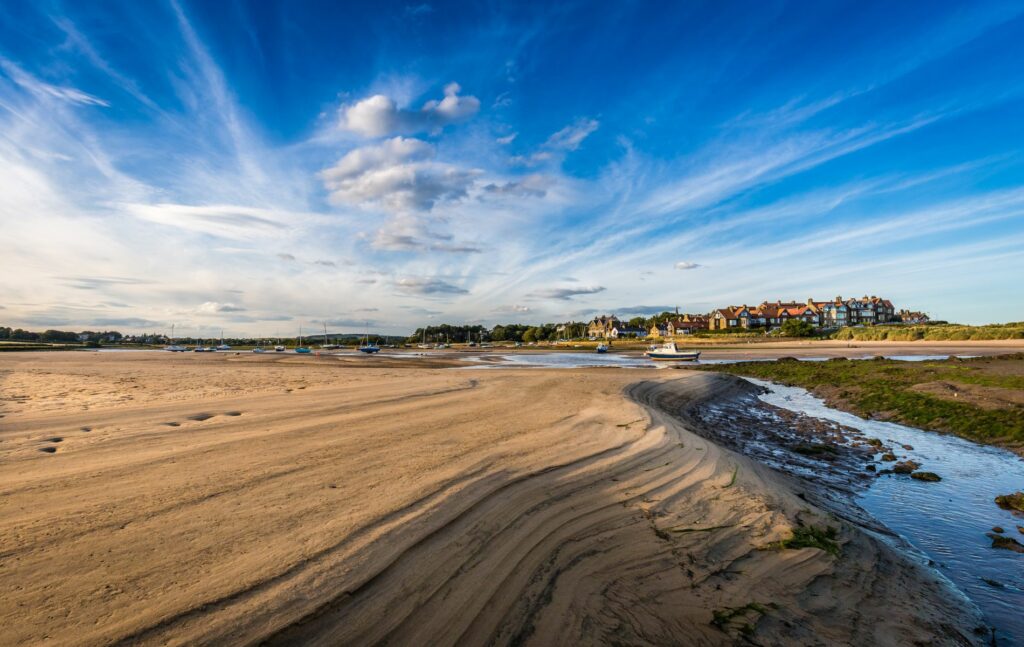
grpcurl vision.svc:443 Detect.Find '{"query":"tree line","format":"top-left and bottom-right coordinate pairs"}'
top-left (0, 327), bottom-right (124, 343)
top-left (408, 322), bottom-right (591, 344)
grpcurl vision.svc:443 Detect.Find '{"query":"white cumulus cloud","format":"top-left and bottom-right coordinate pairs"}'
top-left (320, 137), bottom-right (478, 212)
top-left (674, 261), bottom-right (701, 270)
top-left (339, 82), bottom-right (480, 137)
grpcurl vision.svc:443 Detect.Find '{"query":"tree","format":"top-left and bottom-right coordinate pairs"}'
top-left (780, 319), bottom-right (816, 337)
top-left (628, 316), bottom-right (647, 329)
top-left (523, 327), bottom-right (538, 343)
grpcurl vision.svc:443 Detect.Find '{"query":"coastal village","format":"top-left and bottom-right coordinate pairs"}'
top-left (586, 295), bottom-right (930, 339)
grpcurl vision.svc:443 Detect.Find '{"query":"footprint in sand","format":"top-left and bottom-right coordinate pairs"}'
top-left (187, 413), bottom-right (214, 421)
top-left (47, 437), bottom-right (63, 443)
top-left (162, 422), bottom-right (181, 427)
top-left (80, 426), bottom-right (91, 432)
top-left (224, 411), bottom-right (242, 417)
top-left (38, 447), bottom-right (57, 454)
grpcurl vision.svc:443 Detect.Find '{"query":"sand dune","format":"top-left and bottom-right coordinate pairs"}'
top-left (0, 352), bottom-right (982, 645)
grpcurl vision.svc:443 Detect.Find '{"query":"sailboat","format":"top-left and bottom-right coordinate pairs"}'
top-left (164, 324), bottom-right (187, 352)
top-left (358, 323), bottom-right (380, 354)
top-left (321, 323), bottom-right (339, 349)
top-left (417, 327), bottom-right (431, 349)
top-left (294, 326), bottom-right (312, 353)
top-left (215, 330), bottom-right (231, 351)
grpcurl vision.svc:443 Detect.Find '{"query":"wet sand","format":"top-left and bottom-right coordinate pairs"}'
top-left (0, 352), bottom-right (985, 645)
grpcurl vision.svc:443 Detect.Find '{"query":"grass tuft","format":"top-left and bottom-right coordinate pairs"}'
top-left (780, 525), bottom-right (840, 557)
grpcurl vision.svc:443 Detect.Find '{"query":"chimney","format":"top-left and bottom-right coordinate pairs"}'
top-left (807, 298), bottom-right (813, 305)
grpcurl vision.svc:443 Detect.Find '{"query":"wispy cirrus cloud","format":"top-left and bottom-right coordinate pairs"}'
top-left (395, 277), bottom-right (468, 295)
top-left (528, 285), bottom-right (606, 300)
top-left (0, 59), bottom-right (109, 106)
top-left (196, 301), bottom-right (246, 313)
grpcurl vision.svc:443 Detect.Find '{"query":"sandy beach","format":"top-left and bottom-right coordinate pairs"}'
top-left (0, 352), bottom-right (986, 645)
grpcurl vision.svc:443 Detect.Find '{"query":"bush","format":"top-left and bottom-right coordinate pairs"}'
top-left (780, 319), bottom-right (816, 337)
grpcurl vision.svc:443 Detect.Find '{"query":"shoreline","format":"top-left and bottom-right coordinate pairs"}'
top-left (0, 354), bottom-right (989, 644)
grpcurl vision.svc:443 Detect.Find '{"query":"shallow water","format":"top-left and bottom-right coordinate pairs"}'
top-left (458, 352), bottom-right (980, 368)
top-left (459, 352), bottom-right (656, 368)
top-left (746, 377), bottom-right (1024, 644)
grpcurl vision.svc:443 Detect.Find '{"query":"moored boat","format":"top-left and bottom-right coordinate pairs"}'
top-left (294, 326), bottom-right (311, 353)
top-left (644, 342), bottom-right (700, 361)
top-left (595, 344), bottom-right (609, 354)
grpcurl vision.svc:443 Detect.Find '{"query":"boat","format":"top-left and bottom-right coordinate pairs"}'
top-left (252, 345), bottom-right (265, 353)
top-left (274, 345), bottom-right (285, 352)
top-left (644, 342), bottom-right (700, 361)
top-left (320, 323), bottom-right (339, 349)
top-left (294, 327), bottom-right (311, 353)
top-left (215, 330), bottom-right (231, 351)
top-left (164, 325), bottom-right (187, 351)
top-left (595, 344), bottom-right (609, 354)
top-left (358, 323), bottom-right (380, 354)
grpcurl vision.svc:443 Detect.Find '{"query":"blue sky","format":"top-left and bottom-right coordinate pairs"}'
top-left (2, 1), bottom-right (1023, 335)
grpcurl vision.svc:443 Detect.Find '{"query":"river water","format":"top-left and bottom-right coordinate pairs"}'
top-left (459, 352), bottom-right (978, 369)
top-left (462, 353), bottom-right (1023, 641)
top-left (746, 378), bottom-right (1024, 645)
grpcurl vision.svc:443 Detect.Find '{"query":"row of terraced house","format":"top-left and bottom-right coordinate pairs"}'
top-left (586, 296), bottom-right (923, 338)
top-left (708, 295), bottom-right (898, 330)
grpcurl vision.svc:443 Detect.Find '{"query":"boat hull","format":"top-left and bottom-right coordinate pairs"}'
top-left (358, 347), bottom-right (380, 354)
top-left (645, 351), bottom-right (701, 361)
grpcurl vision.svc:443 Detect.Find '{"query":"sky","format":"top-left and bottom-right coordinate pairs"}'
top-left (2, 1), bottom-right (1024, 336)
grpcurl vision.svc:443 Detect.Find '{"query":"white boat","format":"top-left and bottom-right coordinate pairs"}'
top-left (274, 345), bottom-right (285, 352)
top-left (164, 325), bottom-right (187, 351)
top-left (215, 330), bottom-right (231, 351)
top-left (252, 346), bottom-right (265, 353)
top-left (320, 323), bottom-right (339, 349)
top-left (644, 342), bottom-right (700, 361)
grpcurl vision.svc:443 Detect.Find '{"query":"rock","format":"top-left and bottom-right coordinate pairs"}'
top-left (910, 471), bottom-right (942, 482)
top-left (981, 578), bottom-right (1004, 588)
top-left (1018, 526), bottom-right (1024, 535)
top-left (866, 438), bottom-right (884, 448)
top-left (901, 444), bottom-right (914, 450)
top-left (994, 492), bottom-right (1024, 513)
top-left (865, 464), bottom-right (876, 472)
top-left (893, 460), bottom-right (921, 474)
top-left (987, 533), bottom-right (1024, 553)
top-left (792, 443), bottom-right (837, 457)
top-left (992, 527), bottom-right (1004, 534)
top-left (880, 452), bottom-right (897, 462)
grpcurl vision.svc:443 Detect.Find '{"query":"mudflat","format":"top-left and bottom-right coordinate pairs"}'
top-left (0, 352), bottom-right (985, 645)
